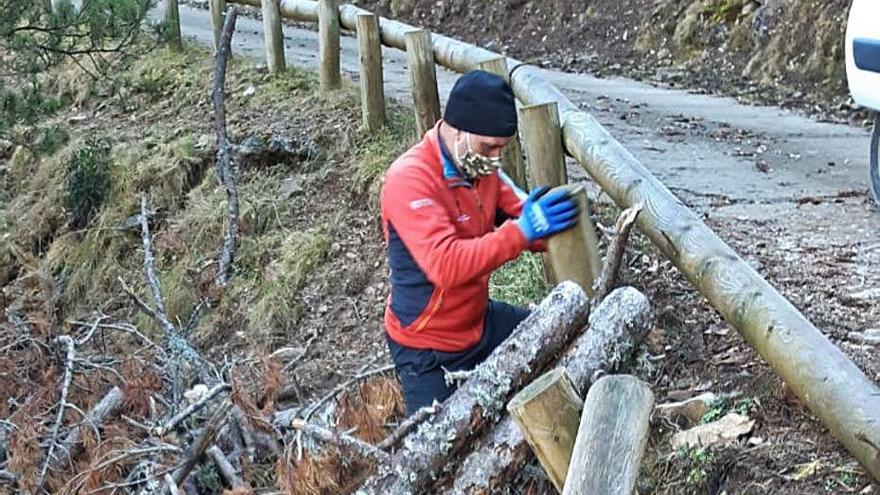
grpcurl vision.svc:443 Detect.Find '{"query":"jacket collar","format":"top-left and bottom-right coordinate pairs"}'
top-left (427, 121), bottom-right (472, 188)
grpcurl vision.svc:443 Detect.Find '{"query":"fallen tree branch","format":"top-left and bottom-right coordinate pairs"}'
top-left (164, 473), bottom-right (180, 495)
top-left (593, 204), bottom-right (641, 302)
top-left (50, 386), bottom-right (124, 472)
top-left (0, 469), bottom-right (17, 485)
top-left (376, 404), bottom-right (438, 451)
top-left (212, 7), bottom-right (241, 287)
top-left (291, 419), bottom-right (390, 463)
top-left (154, 383), bottom-right (231, 436)
top-left (207, 445), bottom-right (246, 489)
top-left (38, 335), bottom-right (76, 488)
top-left (172, 399), bottom-right (232, 485)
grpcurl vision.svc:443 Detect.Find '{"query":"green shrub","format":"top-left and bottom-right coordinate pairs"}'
top-left (0, 82), bottom-right (65, 133)
top-left (66, 139), bottom-right (112, 229)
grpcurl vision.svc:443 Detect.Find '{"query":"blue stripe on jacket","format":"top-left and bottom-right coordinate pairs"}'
top-left (387, 223), bottom-right (434, 327)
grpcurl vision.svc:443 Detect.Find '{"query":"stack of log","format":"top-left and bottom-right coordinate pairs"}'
top-left (346, 281), bottom-right (654, 494)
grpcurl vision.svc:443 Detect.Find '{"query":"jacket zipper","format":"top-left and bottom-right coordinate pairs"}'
top-left (413, 289), bottom-right (444, 333)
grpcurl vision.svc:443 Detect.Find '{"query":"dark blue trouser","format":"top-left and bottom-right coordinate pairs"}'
top-left (386, 300), bottom-right (530, 416)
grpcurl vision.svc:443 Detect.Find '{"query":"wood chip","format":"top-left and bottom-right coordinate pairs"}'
top-left (670, 412), bottom-right (754, 449)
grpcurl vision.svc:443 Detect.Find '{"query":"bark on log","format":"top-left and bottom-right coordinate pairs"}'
top-left (562, 375), bottom-right (653, 495)
top-left (230, 0), bottom-right (880, 481)
top-left (356, 13), bottom-right (385, 132)
top-left (507, 368), bottom-right (582, 493)
top-left (405, 29), bottom-right (441, 137)
top-left (445, 287), bottom-right (653, 495)
top-left (261, 0), bottom-right (286, 73)
top-left (357, 281), bottom-right (590, 495)
top-left (318, 0), bottom-right (341, 91)
top-left (474, 57), bottom-right (527, 190)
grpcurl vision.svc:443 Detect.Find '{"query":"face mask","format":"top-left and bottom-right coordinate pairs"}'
top-left (454, 132), bottom-right (503, 180)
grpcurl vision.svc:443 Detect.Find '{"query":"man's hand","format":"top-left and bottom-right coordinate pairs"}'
top-left (516, 186), bottom-right (580, 242)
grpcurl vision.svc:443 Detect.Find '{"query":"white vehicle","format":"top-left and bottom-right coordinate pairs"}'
top-left (845, 0), bottom-right (880, 206)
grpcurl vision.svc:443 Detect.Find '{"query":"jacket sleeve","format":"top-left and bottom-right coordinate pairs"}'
top-left (496, 170), bottom-right (547, 253)
top-left (382, 166), bottom-right (529, 289)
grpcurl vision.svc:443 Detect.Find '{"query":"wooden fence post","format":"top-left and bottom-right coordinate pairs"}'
top-left (318, 0), bottom-right (341, 91)
top-left (261, 0), bottom-right (286, 73)
top-left (562, 375), bottom-right (653, 495)
top-left (520, 102), bottom-right (601, 296)
top-left (164, 0), bottom-right (183, 52)
top-left (507, 368), bottom-right (583, 493)
top-left (209, 0), bottom-right (226, 53)
top-left (356, 13), bottom-right (385, 132)
top-left (475, 57), bottom-right (528, 190)
top-left (405, 29), bottom-right (441, 136)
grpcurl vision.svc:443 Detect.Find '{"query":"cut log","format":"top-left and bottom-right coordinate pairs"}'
top-left (550, 184), bottom-right (602, 298)
top-left (561, 375), bottom-right (653, 495)
top-left (445, 287), bottom-right (653, 495)
top-left (357, 281), bottom-right (591, 495)
top-left (507, 368), bottom-right (582, 493)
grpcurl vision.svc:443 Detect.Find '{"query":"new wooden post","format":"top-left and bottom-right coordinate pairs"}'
top-left (405, 29), bottom-right (441, 136)
top-left (318, 0), bottom-right (341, 91)
top-left (356, 13), bottom-right (385, 132)
top-left (261, 0), bottom-right (286, 73)
top-left (475, 57), bottom-right (528, 190)
top-left (520, 102), bottom-right (601, 296)
top-left (164, 0), bottom-right (183, 52)
top-left (507, 368), bottom-right (583, 493)
top-left (562, 375), bottom-right (653, 495)
top-left (209, 0), bottom-right (227, 53)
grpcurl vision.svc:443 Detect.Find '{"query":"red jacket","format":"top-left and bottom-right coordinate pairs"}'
top-left (380, 122), bottom-right (540, 352)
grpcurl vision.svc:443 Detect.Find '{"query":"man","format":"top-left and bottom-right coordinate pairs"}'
top-left (380, 70), bottom-right (580, 415)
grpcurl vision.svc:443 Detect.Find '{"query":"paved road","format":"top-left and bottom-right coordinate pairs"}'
top-left (167, 5), bottom-right (879, 265)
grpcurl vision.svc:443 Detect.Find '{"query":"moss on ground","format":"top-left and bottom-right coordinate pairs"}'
top-left (2, 42), bottom-right (416, 357)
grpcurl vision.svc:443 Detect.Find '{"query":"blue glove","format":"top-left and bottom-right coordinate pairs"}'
top-left (516, 186), bottom-right (580, 242)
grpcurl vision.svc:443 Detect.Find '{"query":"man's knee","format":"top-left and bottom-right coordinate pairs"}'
top-left (484, 300), bottom-right (530, 349)
top-left (396, 366), bottom-right (452, 416)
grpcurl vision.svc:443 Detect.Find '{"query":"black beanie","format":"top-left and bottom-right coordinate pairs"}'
top-left (443, 70), bottom-right (517, 138)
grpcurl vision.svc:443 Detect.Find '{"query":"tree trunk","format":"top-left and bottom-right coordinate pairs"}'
top-left (562, 375), bottom-right (653, 495)
top-left (444, 287), bottom-right (653, 495)
top-left (358, 282), bottom-right (590, 495)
